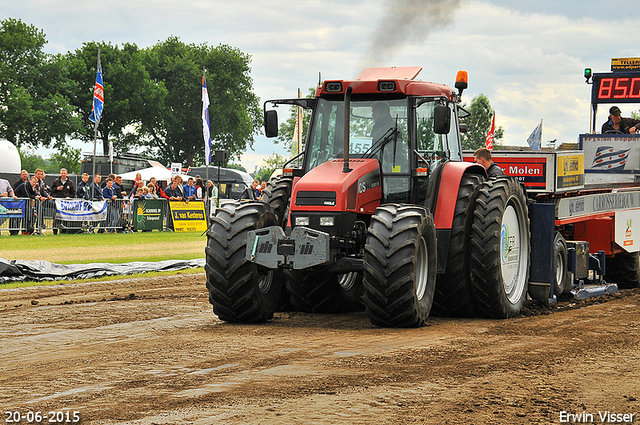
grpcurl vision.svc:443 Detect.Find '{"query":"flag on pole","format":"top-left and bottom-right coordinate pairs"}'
top-left (527, 119), bottom-right (543, 151)
top-left (202, 72), bottom-right (211, 165)
top-left (291, 88), bottom-right (303, 158)
top-left (89, 62), bottom-right (104, 124)
top-left (485, 112), bottom-right (495, 150)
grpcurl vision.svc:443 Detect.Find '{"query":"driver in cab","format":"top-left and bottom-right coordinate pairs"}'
top-left (371, 102), bottom-right (408, 173)
top-left (601, 106), bottom-right (640, 134)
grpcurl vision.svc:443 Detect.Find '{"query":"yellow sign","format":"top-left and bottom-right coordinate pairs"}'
top-left (169, 201), bottom-right (207, 232)
top-left (611, 57), bottom-right (640, 71)
top-left (556, 154), bottom-right (585, 189)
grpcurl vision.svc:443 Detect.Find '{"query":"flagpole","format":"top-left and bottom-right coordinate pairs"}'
top-left (204, 68), bottom-right (209, 213)
top-left (91, 48), bottom-right (101, 200)
top-left (297, 88), bottom-right (302, 156)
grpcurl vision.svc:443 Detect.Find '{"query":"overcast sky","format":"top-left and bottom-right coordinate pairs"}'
top-left (3, 0), bottom-right (640, 171)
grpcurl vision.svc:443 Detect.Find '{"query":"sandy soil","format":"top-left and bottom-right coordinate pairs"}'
top-left (1, 274), bottom-right (639, 424)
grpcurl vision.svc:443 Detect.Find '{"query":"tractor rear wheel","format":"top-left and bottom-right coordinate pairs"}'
top-left (363, 204), bottom-right (437, 328)
top-left (432, 173), bottom-right (485, 317)
top-left (470, 178), bottom-right (530, 318)
top-left (605, 251), bottom-right (640, 289)
top-left (261, 175), bottom-right (293, 227)
top-left (260, 175), bottom-right (294, 311)
top-left (284, 270), bottom-right (362, 313)
top-left (205, 201), bottom-right (283, 322)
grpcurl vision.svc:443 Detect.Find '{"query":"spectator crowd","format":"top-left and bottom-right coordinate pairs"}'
top-left (0, 169), bottom-right (223, 235)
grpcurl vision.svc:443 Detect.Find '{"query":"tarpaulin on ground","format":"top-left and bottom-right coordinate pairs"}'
top-left (0, 257), bottom-right (205, 284)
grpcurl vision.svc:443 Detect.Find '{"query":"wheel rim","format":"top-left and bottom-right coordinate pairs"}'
top-left (500, 201), bottom-right (528, 304)
top-left (555, 249), bottom-right (565, 290)
top-left (338, 272), bottom-right (358, 291)
top-left (258, 271), bottom-right (274, 294)
top-left (415, 236), bottom-right (428, 301)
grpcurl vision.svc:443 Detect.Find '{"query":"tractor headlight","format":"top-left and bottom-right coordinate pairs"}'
top-left (319, 216), bottom-right (335, 227)
top-left (295, 216), bottom-right (310, 226)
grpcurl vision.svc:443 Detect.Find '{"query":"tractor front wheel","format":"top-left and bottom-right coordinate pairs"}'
top-left (363, 204), bottom-right (437, 328)
top-left (205, 201), bottom-right (283, 322)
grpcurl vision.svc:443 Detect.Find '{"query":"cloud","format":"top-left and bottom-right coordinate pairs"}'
top-left (5, 0), bottom-right (640, 158)
top-left (385, 1), bottom-right (640, 145)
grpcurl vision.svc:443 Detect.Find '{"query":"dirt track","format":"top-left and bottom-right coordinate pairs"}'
top-left (1, 274), bottom-right (639, 424)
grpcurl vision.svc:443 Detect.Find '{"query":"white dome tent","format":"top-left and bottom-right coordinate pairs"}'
top-left (0, 139), bottom-right (21, 174)
top-left (119, 165), bottom-right (191, 184)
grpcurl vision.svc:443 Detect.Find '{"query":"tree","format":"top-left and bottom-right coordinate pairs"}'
top-left (49, 142), bottom-right (81, 174)
top-left (19, 150), bottom-right (49, 173)
top-left (0, 18), bottom-right (82, 149)
top-left (225, 162), bottom-right (247, 173)
top-left (275, 87), bottom-right (315, 151)
top-left (143, 37), bottom-right (262, 167)
top-left (460, 94), bottom-right (504, 150)
top-left (253, 153), bottom-right (287, 182)
top-left (66, 42), bottom-right (166, 155)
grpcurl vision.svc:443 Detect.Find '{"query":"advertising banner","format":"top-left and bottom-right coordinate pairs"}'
top-left (169, 201), bottom-right (207, 232)
top-left (557, 191), bottom-right (640, 220)
top-left (580, 135), bottom-right (640, 174)
top-left (0, 199), bottom-right (25, 218)
top-left (615, 210), bottom-right (640, 253)
top-left (55, 199), bottom-right (107, 221)
top-left (556, 153), bottom-right (585, 189)
top-left (133, 199), bottom-right (164, 231)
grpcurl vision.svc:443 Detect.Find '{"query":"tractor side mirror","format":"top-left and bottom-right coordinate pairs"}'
top-left (264, 110), bottom-right (278, 138)
top-left (433, 105), bottom-right (451, 134)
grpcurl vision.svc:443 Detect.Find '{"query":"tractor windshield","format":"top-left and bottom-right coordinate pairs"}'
top-left (305, 97), bottom-right (460, 172)
top-left (306, 98), bottom-right (409, 170)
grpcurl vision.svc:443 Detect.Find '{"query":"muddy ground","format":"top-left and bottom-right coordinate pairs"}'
top-left (1, 274), bottom-right (639, 424)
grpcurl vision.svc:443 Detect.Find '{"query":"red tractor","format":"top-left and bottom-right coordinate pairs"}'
top-left (205, 67), bottom-right (531, 327)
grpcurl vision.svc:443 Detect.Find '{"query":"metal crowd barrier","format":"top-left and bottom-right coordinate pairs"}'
top-left (0, 197), bottom-right (221, 236)
top-left (0, 198), bottom-right (178, 235)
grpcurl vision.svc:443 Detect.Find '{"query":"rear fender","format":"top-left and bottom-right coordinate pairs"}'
top-left (433, 161), bottom-right (485, 230)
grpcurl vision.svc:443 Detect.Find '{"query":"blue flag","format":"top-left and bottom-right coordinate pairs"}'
top-left (202, 73), bottom-right (211, 165)
top-left (527, 119), bottom-right (542, 151)
top-left (89, 62), bottom-right (104, 124)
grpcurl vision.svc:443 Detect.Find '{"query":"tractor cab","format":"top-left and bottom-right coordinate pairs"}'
top-left (264, 67), bottom-right (468, 205)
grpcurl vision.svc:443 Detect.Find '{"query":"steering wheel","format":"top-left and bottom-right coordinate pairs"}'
top-left (604, 130), bottom-right (624, 134)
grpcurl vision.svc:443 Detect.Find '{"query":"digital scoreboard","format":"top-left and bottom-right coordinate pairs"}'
top-left (592, 72), bottom-right (640, 104)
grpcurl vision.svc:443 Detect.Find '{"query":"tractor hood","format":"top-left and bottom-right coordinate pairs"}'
top-left (291, 159), bottom-right (382, 214)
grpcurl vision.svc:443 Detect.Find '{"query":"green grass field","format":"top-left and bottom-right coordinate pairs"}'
top-left (0, 231), bottom-right (208, 288)
top-left (0, 231), bottom-right (207, 264)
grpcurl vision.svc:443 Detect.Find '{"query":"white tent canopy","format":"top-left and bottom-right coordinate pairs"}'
top-left (119, 165), bottom-right (192, 184)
